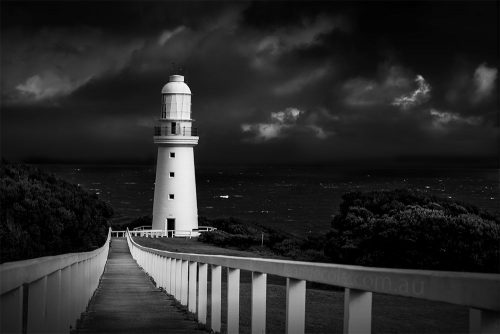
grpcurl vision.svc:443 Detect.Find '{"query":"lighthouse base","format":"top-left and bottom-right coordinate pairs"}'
top-left (152, 145), bottom-right (198, 233)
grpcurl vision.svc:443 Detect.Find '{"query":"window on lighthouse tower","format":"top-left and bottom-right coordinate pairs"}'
top-left (161, 102), bottom-right (166, 119)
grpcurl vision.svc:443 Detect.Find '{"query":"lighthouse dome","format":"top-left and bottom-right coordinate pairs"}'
top-left (161, 75), bottom-right (191, 94)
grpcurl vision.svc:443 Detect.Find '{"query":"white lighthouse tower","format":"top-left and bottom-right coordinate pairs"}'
top-left (152, 75), bottom-right (199, 235)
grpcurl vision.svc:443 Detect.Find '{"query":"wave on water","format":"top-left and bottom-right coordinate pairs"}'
top-left (320, 183), bottom-right (338, 189)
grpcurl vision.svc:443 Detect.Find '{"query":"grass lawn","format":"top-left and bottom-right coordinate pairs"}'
top-left (134, 237), bottom-right (468, 334)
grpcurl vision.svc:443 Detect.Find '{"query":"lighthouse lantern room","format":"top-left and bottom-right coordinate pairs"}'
top-left (152, 75), bottom-right (199, 235)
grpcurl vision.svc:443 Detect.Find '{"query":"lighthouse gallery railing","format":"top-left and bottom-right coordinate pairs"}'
top-left (154, 125), bottom-right (198, 137)
top-left (0, 228), bottom-right (111, 333)
top-left (126, 229), bottom-right (500, 334)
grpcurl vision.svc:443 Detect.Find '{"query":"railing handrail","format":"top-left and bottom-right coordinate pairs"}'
top-left (126, 229), bottom-right (500, 312)
top-left (1, 228), bottom-right (112, 295)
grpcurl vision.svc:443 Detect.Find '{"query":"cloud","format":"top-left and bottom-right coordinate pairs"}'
top-left (3, 27), bottom-right (144, 105)
top-left (273, 66), bottom-right (329, 95)
top-left (158, 26), bottom-right (185, 45)
top-left (429, 108), bottom-right (482, 130)
top-left (343, 65), bottom-right (412, 107)
top-left (242, 107), bottom-right (302, 141)
top-left (241, 107), bottom-right (331, 142)
top-left (307, 124), bottom-right (331, 139)
top-left (250, 14), bottom-right (346, 69)
top-left (473, 63), bottom-right (497, 102)
top-left (15, 71), bottom-right (88, 101)
top-left (392, 75), bottom-right (431, 110)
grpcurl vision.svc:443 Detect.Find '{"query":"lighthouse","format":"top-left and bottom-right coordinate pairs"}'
top-left (152, 75), bottom-right (199, 235)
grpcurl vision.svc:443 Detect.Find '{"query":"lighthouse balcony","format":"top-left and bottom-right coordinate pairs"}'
top-left (154, 126), bottom-right (198, 137)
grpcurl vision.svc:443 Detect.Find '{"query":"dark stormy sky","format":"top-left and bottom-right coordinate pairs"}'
top-left (1, 1), bottom-right (498, 166)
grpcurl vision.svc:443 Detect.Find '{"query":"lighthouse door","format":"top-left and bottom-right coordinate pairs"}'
top-left (167, 218), bottom-right (175, 232)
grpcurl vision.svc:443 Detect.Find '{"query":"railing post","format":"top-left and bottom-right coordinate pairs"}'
top-left (70, 262), bottom-right (79, 328)
top-left (149, 252), bottom-right (152, 273)
top-left (198, 263), bottom-right (208, 325)
top-left (93, 255), bottom-right (98, 291)
top-left (79, 260), bottom-right (85, 313)
top-left (188, 262), bottom-right (197, 313)
top-left (166, 258), bottom-right (172, 293)
top-left (160, 256), bottom-right (166, 289)
top-left (227, 268), bottom-right (240, 334)
top-left (148, 252), bottom-right (155, 279)
top-left (151, 254), bottom-right (155, 281)
top-left (171, 258), bottom-right (177, 297)
top-left (0, 285), bottom-right (24, 333)
top-left (77, 260), bottom-right (84, 320)
top-left (286, 278), bottom-right (306, 334)
top-left (85, 259), bottom-right (91, 305)
top-left (154, 254), bottom-right (158, 284)
top-left (46, 269), bottom-right (62, 333)
top-left (175, 259), bottom-right (182, 300)
top-left (181, 260), bottom-right (189, 306)
top-left (60, 265), bottom-right (71, 332)
top-left (156, 255), bottom-right (160, 283)
top-left (251, 272), bottom-right (267, 334)
top-left (343, 288), bottom-right (372, 334)
top-left (157, 255), bottom-right (161, 285)
top-left (471, 309), bottom-right (481, 333)
top-left (27, 276), bottom-right (47, 332)
top-left (469, 308), bottom-right (500, 334)
top-left (211, 265), bottom-right (222, 333)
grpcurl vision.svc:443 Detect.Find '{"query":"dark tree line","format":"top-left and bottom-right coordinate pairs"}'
top-left (0, 162), bottom-right (113, 263)
top-left (324, 189), bottom-right (500, 272)
top-left (199, 189), bottom-right (500, 273)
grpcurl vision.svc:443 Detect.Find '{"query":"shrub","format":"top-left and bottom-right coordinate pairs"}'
top-left (272, 238), bottom-right (302, 258)
top-left (0, 162), bottom-right (113, 263)
top-left (324, 189), bottom-right (500, 272)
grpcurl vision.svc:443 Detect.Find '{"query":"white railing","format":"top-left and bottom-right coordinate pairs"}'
top-left (133, 225), bottom-right (152, 231)
top-left (128, 229), bottom-right (200, 238)
top-left (196, 226), bottom-right (217, 232)
top-left (0, 228), bottom-right (111, 333)
top-left (126, 229), bottom-right (500, 334)
top-left (126, 226), bottom-right (216, 238)
top-left (111, 230), bottom-right (126, 238)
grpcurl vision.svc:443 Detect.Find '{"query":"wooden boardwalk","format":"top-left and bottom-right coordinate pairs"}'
top-left (76, 238), bottom-right (204, 334)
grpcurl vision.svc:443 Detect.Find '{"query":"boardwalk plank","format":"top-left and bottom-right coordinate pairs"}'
top-left (76, 238), bottom-right (204, 334)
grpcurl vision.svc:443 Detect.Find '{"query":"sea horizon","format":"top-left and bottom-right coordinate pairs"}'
top-left (36, 163), bottom-right (499, 237)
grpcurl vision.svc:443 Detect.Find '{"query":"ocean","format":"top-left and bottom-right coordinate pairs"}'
top-left (39, 164), bottom-right (499, 236)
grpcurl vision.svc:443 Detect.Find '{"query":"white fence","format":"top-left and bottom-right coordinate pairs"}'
top-left (0, 228), bottom-right (111, 333)
top-left (111, 227), bottom-right (217, 238)
top-left (126, 228), bottom-right (500, 334)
